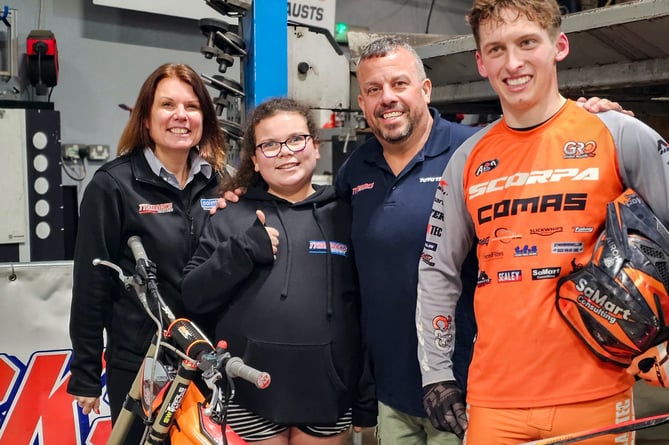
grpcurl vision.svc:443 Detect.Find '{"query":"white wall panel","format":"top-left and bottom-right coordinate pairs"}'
top-left (92, 0), bottom-right (219, 20)
top-left (0, 108), bottom-right (28, 245)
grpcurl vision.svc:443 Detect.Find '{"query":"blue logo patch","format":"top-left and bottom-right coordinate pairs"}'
top-left (200, 198), bottom-right (218, 211)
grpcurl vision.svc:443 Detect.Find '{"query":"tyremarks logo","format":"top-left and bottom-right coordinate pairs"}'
top-left (309, 240), bottom-right (348, 256)
top-left (352, 182), bottom-right (374, 196)
top-left (138, 202), bottom-right (174, 214)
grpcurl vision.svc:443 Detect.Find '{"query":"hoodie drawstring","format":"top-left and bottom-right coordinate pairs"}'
top-left (273, 202), bottom-right (292, 300)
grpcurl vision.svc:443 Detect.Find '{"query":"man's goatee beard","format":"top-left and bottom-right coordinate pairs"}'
top-left (381, 122), bottom-right (413, 144)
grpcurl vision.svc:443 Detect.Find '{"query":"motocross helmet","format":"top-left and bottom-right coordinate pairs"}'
top-left (556, 189), bottom-right (669, 367)
top-left (633, 340), bottom-right (669, 387)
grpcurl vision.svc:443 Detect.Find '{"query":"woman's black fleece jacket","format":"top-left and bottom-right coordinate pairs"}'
top-left (182, 184), bottom-right (376, 427)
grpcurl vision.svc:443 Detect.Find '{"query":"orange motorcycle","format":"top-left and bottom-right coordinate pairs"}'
top-left (96, 235), bottom-right (270, 445)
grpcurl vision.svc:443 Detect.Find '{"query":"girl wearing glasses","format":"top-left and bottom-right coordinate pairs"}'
top-left (182, 97), bottom-right (376, 445)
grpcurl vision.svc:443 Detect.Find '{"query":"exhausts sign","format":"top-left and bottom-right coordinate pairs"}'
top-left (287, 0), bottom-right (336, 34)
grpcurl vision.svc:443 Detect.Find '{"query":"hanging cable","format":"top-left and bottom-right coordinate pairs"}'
top-left (38, 0), bottom-right (44, 29)
top-left (425, 0), bottom-right (437, 33)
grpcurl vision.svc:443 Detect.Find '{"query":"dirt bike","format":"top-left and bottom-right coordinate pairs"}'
top-left (95, 235), bottom-right (270, 445)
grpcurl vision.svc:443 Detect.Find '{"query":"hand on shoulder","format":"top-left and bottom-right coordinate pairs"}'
top-left (210, 187), bottom-right (246, 214)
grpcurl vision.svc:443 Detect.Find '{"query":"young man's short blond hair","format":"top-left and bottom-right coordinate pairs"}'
top-left (467, 0), bottom-right (563, 48)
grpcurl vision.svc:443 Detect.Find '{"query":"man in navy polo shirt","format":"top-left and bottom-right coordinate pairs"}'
top-left (333, 36), bottom-right (626, 445)
top-left (334, 37), bottom-right (478, 445)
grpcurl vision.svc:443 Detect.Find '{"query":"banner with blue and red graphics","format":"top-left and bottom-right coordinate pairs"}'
top-left (0, 262), bottom-right (110, 444)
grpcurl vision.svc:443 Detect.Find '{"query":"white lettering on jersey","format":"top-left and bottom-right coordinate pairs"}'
top-left (468, 168), bottom-right (599, 199)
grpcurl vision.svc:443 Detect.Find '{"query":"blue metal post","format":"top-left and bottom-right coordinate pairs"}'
top-left (242, 0), bottom-right (287, 110)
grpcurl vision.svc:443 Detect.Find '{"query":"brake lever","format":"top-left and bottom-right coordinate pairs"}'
top-left (92, 258), bottom-right (152, 323)
top-left (199, 348), bottom-right (230, 421)
top-left (202, 367), bottom-right (226, 419)
top-left (92, 258), bottom-right (134, 288)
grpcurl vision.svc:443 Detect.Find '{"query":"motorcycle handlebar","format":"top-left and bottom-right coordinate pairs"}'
top-left (126, 236), bottom-right (271, 390)
top-left (225, 356), bottom-right (271, 389)
top-left (101, 235), bottom-right (270, 444)
top-left (127, 235), bottom-right (149, 272)
top-left (167, 318), bottom-right (215, 361)
top-left (127, 235), bottom-right (176, 322)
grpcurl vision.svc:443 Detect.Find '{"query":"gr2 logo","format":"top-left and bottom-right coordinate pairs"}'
top-left (563, 140), bottom-right (597, 158)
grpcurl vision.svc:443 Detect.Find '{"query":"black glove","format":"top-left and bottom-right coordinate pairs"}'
top-left (422, 381), bottom-right (468, 439)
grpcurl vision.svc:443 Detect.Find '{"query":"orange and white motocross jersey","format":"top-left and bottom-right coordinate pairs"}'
top-left (417, 100), bottom-right (669, 408)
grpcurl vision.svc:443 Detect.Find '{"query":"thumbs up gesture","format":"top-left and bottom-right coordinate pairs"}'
top-left (257, 210), bottom-right (279, 260)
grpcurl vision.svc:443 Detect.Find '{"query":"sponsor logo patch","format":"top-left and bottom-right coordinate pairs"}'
top-left (431, 315), bottom-right (453, 350)
top-left (475, 159), bottom-right (499, 176)
top-left (421, 252), bottom-right (435, 266)
top-left (576, 277), bottom-right (631, 324)
top-left (563, 140), bottom-right (597, 159)
top-left (477, 270), bottom-right (492, 286)
top-left (532, 267), bottom-right (561, 280)
top-left (431, 209), bottom-right (444, 221)
top-left (483, 251), bottom-right (504, 261)
top-left (493, 227), bottom-right (522, 244)
top-left (498, 269), bottom-right (522, 282)
top-left (469, 168), bottom-right (598, 199)
top-left (477, 193), bottom-right (587, 224)
top-left (200, 198), bottom-right (218, 211)
top-left (352, 182), bottom-right (374, 196)
top-left (138, 202), bottom-right (174, 214)
top-left (530, 226), bottom-right (563, 236)
top-left (424, 241), bottom-right (438, 251)
top-left (427, 224), bottom-right (442, 237)
top-left (308, 240), bottom-right (348, 256)
top-left (552, 242), bottom-right (584, 254)
top-left (514, 245), bottom-right (538, 257)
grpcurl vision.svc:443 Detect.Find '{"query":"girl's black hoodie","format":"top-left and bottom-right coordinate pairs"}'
top-left (182, 184), bottom-right (376, 427)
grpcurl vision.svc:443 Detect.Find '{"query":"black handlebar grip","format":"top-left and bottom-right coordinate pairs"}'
top-left (167, 318), bottom-right (214, 360)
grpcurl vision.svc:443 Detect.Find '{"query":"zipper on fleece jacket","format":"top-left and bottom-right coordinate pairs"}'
top-left (312, 202), bottom-right (334, 318)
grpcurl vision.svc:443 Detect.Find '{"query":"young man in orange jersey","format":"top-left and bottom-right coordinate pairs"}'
top-left (416, 0), bottom-right (669, 444)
